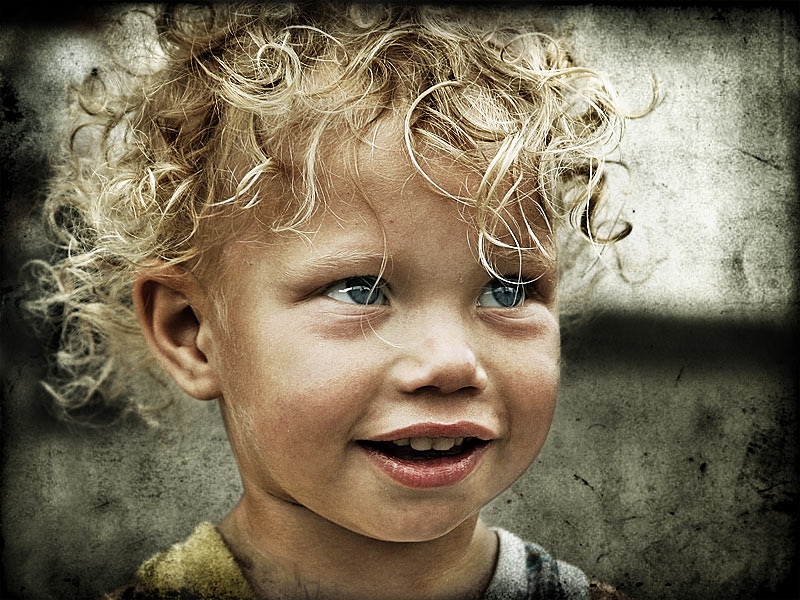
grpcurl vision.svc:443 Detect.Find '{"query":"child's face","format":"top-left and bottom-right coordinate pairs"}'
top-left (207, 126), bottom-right (560, 542)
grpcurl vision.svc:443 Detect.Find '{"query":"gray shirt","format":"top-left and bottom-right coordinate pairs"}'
top-left (484, 529), bottom-right (589, 600)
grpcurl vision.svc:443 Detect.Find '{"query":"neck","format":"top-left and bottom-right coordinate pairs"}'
top-left (217, 490), bottom-right (498, 600)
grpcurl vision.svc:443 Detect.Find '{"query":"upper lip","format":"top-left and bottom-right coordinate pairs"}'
top-left (365, 421), bottom-right (496, 442)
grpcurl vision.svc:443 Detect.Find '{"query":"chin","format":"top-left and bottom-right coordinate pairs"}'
top-left (349, 503), bottom-right (482, 543)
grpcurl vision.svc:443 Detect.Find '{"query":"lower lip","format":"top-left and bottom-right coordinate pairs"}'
top-left (360, 442), bottom-right (491, 489)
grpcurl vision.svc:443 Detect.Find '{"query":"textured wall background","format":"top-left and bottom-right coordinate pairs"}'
top-left (1, 4), bottom-right (797, 600)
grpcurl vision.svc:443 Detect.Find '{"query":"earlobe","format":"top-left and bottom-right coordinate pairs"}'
top-left (133, 269), bottom-right (222, 400)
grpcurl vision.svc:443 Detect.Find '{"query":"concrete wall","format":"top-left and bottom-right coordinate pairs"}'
top-left (1, 5), bottom-right (797, 599)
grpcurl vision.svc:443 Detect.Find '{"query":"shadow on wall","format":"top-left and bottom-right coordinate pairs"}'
top-left (561, 311), bottom-right (799, 369)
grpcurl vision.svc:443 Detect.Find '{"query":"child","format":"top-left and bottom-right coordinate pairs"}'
top-left (26, 2), bottom-right (635, 598)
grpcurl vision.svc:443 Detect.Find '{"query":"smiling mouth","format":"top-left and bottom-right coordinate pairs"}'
top-left (358, 437), bottom-right (489, 461)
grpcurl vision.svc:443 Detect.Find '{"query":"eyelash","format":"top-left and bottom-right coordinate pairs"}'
top-left (321, 276), bottom-right (539, 308)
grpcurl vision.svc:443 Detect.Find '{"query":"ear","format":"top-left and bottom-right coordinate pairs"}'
top-left (133, 266), bottom-right (222, 400)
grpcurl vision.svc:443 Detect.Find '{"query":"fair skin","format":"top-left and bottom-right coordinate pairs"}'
top-left (134, 124), bottom-right (560, 600)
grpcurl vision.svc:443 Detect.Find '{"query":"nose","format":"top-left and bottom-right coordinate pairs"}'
top-left (389, 315), bottom-right (488, 395)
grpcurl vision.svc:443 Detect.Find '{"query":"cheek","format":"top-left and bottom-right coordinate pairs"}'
top-left (510, 371), bottom-right (558, 441)
top-left (218, 319), bottom-right (381, 443)
top-left (501, 341), bottom-right (560, 450)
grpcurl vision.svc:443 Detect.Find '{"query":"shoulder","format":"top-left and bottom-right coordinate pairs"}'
top-left (485, 528), bottom-right (632, 600)
top-left (101, 522), bottom-right (255, 600)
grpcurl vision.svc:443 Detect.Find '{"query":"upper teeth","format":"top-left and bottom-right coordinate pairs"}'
top-left (393, 437), bottom-right (465, 451)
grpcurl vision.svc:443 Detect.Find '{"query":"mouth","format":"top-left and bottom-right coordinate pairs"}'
top-left (357, 424), bottom-right (495, 489)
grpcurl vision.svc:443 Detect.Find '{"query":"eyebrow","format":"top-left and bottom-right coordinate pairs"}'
top-left (480, 245), bottom-right (556, 277)
top-left (282, 247), bottom-right (393, 280)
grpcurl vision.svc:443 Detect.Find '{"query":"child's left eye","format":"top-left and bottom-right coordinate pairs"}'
top-left (476, 279), bottom-right (527, 308)
top-left (322, 276), bottom-right (388, 305)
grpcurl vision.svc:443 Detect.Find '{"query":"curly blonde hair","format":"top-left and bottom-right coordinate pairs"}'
top-left (24, 1), bottom-right (633, 424)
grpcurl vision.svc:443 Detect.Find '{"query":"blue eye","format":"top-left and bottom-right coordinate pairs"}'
top-left (323, 276), bottom-right (388, 305)
top-left (477, 279), bottom-right (526, 308)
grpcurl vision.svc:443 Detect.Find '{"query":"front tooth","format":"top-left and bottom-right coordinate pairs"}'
top-left (410, 437), bottom-right (433, 451)
top-left (432, 438), bottom-right (455, 451)
top-left (393, 438), bottom-right (410, 446)
top-left (454, 437), bottom-right (464, 446)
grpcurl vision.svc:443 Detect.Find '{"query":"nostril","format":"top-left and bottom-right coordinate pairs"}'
top-left (398, 371), bottom-right (487, 396)
top-left (414, 385), bottom-right (439, 395)
top-left (406, 384), bottom-right (482, 396)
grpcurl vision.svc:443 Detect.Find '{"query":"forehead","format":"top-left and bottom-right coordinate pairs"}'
top-left (327, 118), bottom-right (550, 238)
top-left (226, 116), bottom-right (553, 275)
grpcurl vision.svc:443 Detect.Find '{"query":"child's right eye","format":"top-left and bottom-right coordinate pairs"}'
top-left (322, 276), bottom-right (388, 305)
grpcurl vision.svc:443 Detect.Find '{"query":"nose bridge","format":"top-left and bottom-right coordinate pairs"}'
top-left (391, 307), bottom-right (488, 394)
